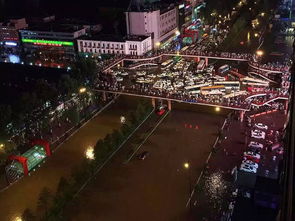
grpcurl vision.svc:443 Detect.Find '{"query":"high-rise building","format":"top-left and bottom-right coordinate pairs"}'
top-left (125, 3), bottom-right (178, 47)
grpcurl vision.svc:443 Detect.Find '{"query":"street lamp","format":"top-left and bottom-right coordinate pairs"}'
top-left (184, 162), bottom-right (190, 169)
top-left (256, 50), bottom-right (264, 73)
top-left (79, 87), bottom-right (87, 94)
top-left (183, 162), bottom-right (192, 211)
top-left (215, 106), bottom-right (221, 112)
top-left (155, 42), bottom-right (161, 54)
top-left (85, 146), bottom-right (95, 160)
top-left (256, 50), bottom-right (264, 57)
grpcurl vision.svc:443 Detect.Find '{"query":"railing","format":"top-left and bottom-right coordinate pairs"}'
top-left (102, 51), bottom-right (290, 73)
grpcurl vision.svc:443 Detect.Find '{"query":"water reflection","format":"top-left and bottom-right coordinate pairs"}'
top-left (204, 170), bottom-right (228, 211)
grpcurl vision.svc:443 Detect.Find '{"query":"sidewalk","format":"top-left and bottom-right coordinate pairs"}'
top-left (189, 110), bottom-right (286, 220)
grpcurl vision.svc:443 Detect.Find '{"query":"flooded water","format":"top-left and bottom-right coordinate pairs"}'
top-left (0, 96), bottom-right (139, 221)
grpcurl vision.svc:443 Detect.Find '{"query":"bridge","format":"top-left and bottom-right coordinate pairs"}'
top-left (95, 88), bottom-right (252, 111)
top-left (102, 52), bottom-right (251, 72)
top-left (102, 51), bottom-right (290, 74)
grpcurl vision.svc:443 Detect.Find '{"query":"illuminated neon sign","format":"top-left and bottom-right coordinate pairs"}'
top-left (5, 41), bottom-right (17, 46)
top-left (22, 39), bottom-right (74, 46)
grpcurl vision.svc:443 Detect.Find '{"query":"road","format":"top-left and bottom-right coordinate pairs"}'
top-left (63, 104), bottom-right (225, 221)
top-left (0, 96), bottom-right (140, 221)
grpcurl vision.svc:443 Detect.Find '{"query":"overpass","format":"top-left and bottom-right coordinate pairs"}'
top-left (102, 51), bottom-right (290, 74)
top-left (102, 52), bottom-right (251, 72)
top-left (95, 88), bottom-right (251, 111)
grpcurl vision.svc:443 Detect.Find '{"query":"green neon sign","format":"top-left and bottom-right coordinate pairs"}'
top-left (22, 39), bottom-right (74, 46)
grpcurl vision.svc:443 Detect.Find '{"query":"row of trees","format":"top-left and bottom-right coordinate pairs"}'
top-left (0, 56), bottom-right (97, 144)
top-left (21, 101), bottom-right (152, 221)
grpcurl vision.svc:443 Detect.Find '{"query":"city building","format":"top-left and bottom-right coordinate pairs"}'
top-left (19, 23), bottom-right (86, 67)
top-left (77, 34), bottom-right (152, 56)
top-left (0, 18), bottom-right (28, 46)
top-left (125, 3), bottom-right (178, 47)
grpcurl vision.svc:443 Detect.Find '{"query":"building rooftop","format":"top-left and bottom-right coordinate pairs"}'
top-left (20, 23), bottom-right (85, 33)
top-left (127, 0), bottom-right (176, 13)
top-left (79, 34), bottom-right (149, 42)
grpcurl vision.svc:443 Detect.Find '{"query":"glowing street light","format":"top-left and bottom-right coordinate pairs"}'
top-left (120, 116), bottom-right (126, 124)
top-left (215, 107), bottom-right (221, 112)
top-left (184, 162), bottom-right (190, 169)
top-left (85, 146), bottom-right (95, 160)
top-left (155, 42), bottom-right (161, 47)
top-left (254, 33), bottom-right (259, 37)
top-left (79, 87), bottom-right (87, 94)
top-left (256, 50), bottom-right (264, 57)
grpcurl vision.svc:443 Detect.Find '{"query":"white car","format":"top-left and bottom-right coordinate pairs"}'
top-left (251, 132), bottom-right (265, 139)
top-left (248, 141), bottom-right (263, 149)
top-left (136, 77), bottom-right (145, 83)
top-left (255, 123), bottom-right (268, 130)
top-left (120, 72), bottom-right (128, 76)
top-left (244, 151), bottom-right (261, 160)
top-left (251, 130), bottom-right (266, 139)
top-left (251, 129), bottom-right (265, 134)
top-left (240, 164), bottom-right (257, 173)
top-left (242, 160), bottom-right (259, 169)
top-left (116, 77), bottom-right (123, 82)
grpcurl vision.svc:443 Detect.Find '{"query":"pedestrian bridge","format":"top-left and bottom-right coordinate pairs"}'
top-left (102, 52), bottom-right (251, 72)
top-left (95, 88), bottom-right (251, 111)
top-left (102, 52), bottom-right (290, 74)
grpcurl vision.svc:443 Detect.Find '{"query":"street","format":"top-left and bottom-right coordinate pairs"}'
top-left (62, 104), bottom-right (225, 221)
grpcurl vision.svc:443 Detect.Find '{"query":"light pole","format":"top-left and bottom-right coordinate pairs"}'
top-left (79, 87), bottom-right (87, 118)
top-left (184, 162), bottom-right (192, 211)
top-left (155, 42), bottom-right (161, 54)
top-left (256, 50), bottom-right (264, 73)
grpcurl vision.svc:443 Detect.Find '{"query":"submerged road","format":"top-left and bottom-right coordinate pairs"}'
top-left (63, 105), bottom-right (225, 221)
top-left (0, 96), bottom-right (141, 221)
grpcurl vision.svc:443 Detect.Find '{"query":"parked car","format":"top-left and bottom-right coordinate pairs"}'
top-left (251, 132), bottom-right (265, 139)
top-left (248, 146), bottom-right (261, 154)
top-left (240, 164), bottom-right (257, 173)
top-left (251, 129), bottom-right (265, 135)
top-left (276, 147), bottom-right (284, 155)
top-left (242, 159), bottom-right (259, 168)
top-left (137, 151), bottom-right (150, 160)
top-left (248, 141), bottom-right (263, 149)
top-left (255, 123), bottom-right (268, 130)
top-left (243, 151), bottom-right (261, 163)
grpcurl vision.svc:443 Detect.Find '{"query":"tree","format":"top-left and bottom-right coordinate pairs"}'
top-left (37, 187), bottom-right (53, 217)
top-left (72, 57), bottom-right (97, 84)
top-left (111, 129), bottom-right (124, 148)
top-left (56, 177), bottom-right (70, 197)
top-left (22, 208), bottom-right (36, 221)
top-left (35, 79), bottom-right (58, 106)
top-left (0, 104), bottom-right (12, 140)
top-left (58, 74), bottom-right (78, 97)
